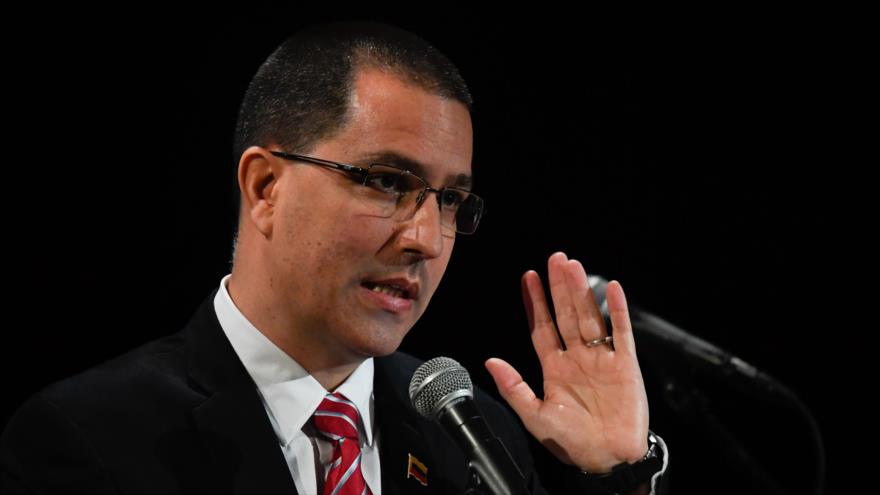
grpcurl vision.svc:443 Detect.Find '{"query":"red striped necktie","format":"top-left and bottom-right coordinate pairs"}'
top-left (313, 392), bottom-right (373, 495)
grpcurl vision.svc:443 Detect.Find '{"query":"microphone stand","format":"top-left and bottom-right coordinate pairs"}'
top-left (588, 275), bottom-right (825, 494)
top-left (658, 368), bottom-right (789, 494)
top-left (631, 316), bottom-right (827, 495)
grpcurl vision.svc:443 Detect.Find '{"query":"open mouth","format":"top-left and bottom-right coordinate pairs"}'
top-left (361, 281), bottom-right (411, 299)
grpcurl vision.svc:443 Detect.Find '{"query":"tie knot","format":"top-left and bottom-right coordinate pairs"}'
top-left (313, 392), bottom-right (361, 442)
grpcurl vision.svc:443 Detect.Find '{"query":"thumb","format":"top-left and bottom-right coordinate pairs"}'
top-left (485, 357), bottom-right (542, 424)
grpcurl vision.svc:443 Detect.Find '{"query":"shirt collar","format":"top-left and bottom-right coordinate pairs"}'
top-left (213, 273), bottom-right (375, 447)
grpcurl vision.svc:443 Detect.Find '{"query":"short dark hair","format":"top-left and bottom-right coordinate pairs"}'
top-left (230, 20), bottom-right (473, 258)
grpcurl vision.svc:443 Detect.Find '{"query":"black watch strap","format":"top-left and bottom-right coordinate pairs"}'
top-left (578, 430), bottom-right (666, 494)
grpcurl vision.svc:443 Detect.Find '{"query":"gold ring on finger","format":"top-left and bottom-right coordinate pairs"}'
top-left (586, 335), bottom-right (613, 348)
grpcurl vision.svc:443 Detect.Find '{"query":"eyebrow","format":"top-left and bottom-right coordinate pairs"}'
top-left (354, 150), bottom-right (473, 189)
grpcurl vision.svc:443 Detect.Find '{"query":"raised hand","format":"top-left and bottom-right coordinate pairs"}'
top-left (485, 252), bottom-right (650, 473)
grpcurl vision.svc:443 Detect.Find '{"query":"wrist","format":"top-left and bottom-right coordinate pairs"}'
top-left (577, 430), bottom-right (666, 495)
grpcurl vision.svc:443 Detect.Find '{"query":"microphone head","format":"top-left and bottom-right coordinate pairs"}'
top-left (409, 356), bottom-right (474, 419)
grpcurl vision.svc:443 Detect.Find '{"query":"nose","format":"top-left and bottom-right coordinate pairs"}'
top-left (396, 191), bottom-right (445, 259)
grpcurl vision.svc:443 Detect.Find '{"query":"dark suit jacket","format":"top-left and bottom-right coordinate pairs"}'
top-left (0, 288), bottom-right (549, 494)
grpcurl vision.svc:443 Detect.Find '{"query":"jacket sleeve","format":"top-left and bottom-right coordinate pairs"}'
top-left (567, 432), bottom-right (670, 495)
top-left (0, 395), bottom-right (117, 495)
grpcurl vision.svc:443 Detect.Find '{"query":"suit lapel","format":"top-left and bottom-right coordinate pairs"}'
top-left (184, 289), bottom-right (297, 495)
top-left (179, 289), bottom-right (464, 495)
top-left (374, 355), bottom-right (449, 495)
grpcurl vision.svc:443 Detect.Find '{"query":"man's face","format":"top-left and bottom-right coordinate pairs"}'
top-left (266, 68), bottom-right (473, 365)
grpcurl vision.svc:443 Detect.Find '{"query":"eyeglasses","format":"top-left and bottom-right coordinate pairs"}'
top-left (269, 150), bottom-right (484, 235)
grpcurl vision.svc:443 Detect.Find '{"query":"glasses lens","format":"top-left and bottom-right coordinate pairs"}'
top-left (447, 191), bottom-right (483, 234)
top-left (360, 165), bottom-right (425, 217)
top-left (360, 165), bottom-right (483, 235)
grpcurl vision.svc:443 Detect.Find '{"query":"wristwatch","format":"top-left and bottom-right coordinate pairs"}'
top-left (577, 430), bottom-right (666, 494)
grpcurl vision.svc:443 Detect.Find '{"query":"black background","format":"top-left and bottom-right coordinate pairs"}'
top-left (5, 5), bottom-right (865, 494)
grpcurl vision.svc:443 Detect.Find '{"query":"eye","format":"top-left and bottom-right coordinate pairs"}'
top-left (364, 171), bottom-right (407, 196)
top-left (440, 189), bottom-right (465, 208)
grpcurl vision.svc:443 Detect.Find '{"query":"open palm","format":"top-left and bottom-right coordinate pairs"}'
top-left (485, 252), bottom-right (650, 473)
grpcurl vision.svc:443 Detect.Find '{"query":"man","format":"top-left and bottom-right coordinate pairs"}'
top-left (1, 21), bottom-right (667, 494)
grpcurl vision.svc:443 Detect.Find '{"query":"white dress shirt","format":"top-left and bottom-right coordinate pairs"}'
top-left (213, 274), bottom-right (381, 495)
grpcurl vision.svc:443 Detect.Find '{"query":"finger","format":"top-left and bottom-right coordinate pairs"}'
top-left (606, 280), bottom-right (637, 359)
top-left (565, 259), bottom-right (609, 347)
top-left (522, 270), bottom-right (563, 361)
top-left (547, 252), bottom-right (583, 348)
top-left (485, 358), bottom-right (541, 424)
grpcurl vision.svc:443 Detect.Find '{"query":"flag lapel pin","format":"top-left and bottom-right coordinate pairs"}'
top-left (407, 453), bottom-right (428, 486)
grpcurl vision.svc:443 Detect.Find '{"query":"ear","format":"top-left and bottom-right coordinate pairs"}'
top-left (237, 146), bottom-right (283, 238)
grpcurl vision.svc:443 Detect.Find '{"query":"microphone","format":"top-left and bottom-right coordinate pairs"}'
top-left (586, 274), bottom-right (775, 388)
top-left (587, 274), bottom-right (826, 495)
top-left (409, 357), bottom-right (530, 495)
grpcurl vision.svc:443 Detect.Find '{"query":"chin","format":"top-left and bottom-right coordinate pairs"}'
top-left (354, 327), bottom-right (410, 358)
top-left (363, 336), bottom-right (407, 358)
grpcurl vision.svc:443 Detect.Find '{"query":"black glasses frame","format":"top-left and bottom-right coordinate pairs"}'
top-left (268, 149), bottom-right (484, 234)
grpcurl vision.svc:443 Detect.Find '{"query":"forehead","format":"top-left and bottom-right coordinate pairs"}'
top-left (338, 68), bottom-right (474, 187)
